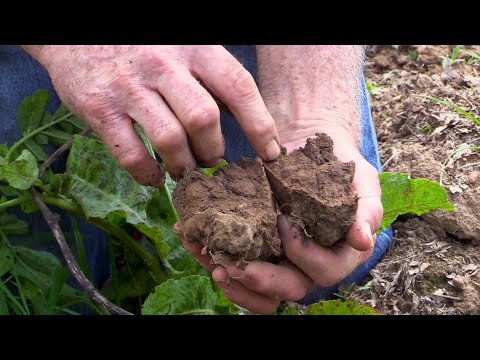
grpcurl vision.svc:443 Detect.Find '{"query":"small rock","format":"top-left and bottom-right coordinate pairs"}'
top-left (468, 171), bottom-right (480, 185)
top-left (452, 277), bottom-right (465, 289)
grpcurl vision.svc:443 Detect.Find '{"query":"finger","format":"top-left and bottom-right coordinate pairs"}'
top-left (174, 222), bottom-right (217, 272)
top-left (225, 260), bottom-right (313, 301)
top-left (91, 114), bottom-right (166, 187)
top-left (278, 215), bottom-right (373, 287)
top-left (212, 267), bottom-right (279, 314)
top-left (192, 46), bottom-right (281, 161)
top-left (346, 161), bottom-right (383, 251)
top-left (127, 88), bottom-right (196, 179)
top-left (156, 66), bottom-right (224, 167)
top-left (345, 196), bottom-right (383, 251)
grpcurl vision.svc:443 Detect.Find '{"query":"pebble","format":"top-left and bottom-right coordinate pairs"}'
top-left (468, 171), bottom-right (480, 185)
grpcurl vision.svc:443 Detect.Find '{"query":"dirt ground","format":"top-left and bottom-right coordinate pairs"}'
top-left (348, 45), bottom-right (480, 314)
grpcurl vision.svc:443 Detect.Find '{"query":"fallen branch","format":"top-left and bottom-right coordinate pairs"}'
top-left (32, 188), bottom-right (131, 315)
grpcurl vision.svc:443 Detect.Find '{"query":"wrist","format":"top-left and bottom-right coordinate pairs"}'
top-left (20, 45), bottom-right (55, 70)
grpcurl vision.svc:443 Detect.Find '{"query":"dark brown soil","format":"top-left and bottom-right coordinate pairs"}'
top-left (172, 158), bottom-right (280, 267)
top-left (348, 45), bottom-right (480, 314)
top-left (173, 133), bottom-right (358, 266)
top-left (264, 134), bottom-right (358, 246)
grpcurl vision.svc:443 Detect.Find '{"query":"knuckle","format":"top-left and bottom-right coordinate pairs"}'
top-left (118, 151), bottom-right (147, 172)
top-left (153, 126), bottom-right (186, 152)
top-left (251, 118), bottom-right (275, 140)
top-left (283, 287), bottom-right (307, 302)
top-left (227, 66), bottom-right (258, 101)
top-left (185, 102), bottom-right (219, 132)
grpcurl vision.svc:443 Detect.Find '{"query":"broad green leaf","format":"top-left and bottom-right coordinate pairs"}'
top-left (0, 186), bottom-right (23, 198)
top-left (45, 264), bottom-right (72, 312)
top-left (137, 190), bottom-right (200, 278)
top-left (0, 150), bottom-right (39, 190)
top-left (0, 213), bottom-right (29, 235)
top-left (17, 89), bottom-right (49, 134)
top-left (10, 246), bottom-right (84, 303)
top-left (66, 135), bottom-right (156, 223)
top-left (380, 172), bottom-right (455, 229)
top-left (0, 246), bottom-right (15, 277)
top-left (66, 135), bottom-right (198, 276)
top-left (214, 286), bottom-right (241, 315)
top-left (22, 138), bottom-right (49, 161)
top-left (52, 103), bottom-right (70, 121)
top-left (0, 156), bottom-right (5, 167)
top-left (303, 299), bottom-right (382, 315)
top-left (142, 275), bottom-right (218, 315)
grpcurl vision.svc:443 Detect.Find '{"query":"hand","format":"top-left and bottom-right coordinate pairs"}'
top-left (27, 45), bottom-right (281, 185)
top-left (178, 124), bottom-right (383, 314)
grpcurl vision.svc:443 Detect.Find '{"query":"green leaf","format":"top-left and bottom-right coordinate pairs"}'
top-left (0, 186), bottom-right (23, 198)
top-left (20, 199), bottom-right (39, 214)
top-left (9, 246), bottom-right (90, 310)
top-left (0, 246), bottom-right (15, 277)
top-left (43, 129), bottom-right (73, 143)
top-left (66, 135), bottom-right (157, 223)
top-left (142, 275), bottom-right (218, 315)
top-left (214, 286), bottom-right (241, 315)
top-left (380, 172), bottom-right (455, 229)
top-left (22, 138), bottom-right (49, 161)
top-left (200, 159), bottom-right (228, 177)
top-left (165, 173), bottom-right (177, 193)
top-left (136, 189), bottom-right (200, 278)
top-left (0, 213), bottom-right (29, 235)
top-left (0, 150), bottom-right (39, 190)
top-left (303, 299), bottom-right (382, 315)
top-left (66, 135), bottom-right (198, 276)
top-left (17, 89), bottom-right (49, 134)
top-left (45, 264), bottom-right (71, 312)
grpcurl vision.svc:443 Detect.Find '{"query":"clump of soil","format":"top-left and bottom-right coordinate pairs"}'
top-left (173, 133), bottom-right (358, 266)
top-left (264, 134), bottom-right (358, 246)
top-left (172, 158), bottom-right (280, 267)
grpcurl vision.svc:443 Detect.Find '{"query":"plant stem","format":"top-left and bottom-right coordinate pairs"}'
top-left (41, 195), bottom-right (167, 284)
top-left (5, 113), bottom-right (74, 162)
top-left (0, 195), bottom-right (32, 210)
top-left (32, 189), bottom-right (131, 315)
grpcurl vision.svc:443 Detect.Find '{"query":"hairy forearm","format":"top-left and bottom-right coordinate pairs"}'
top-left (19, 45), bottom-right (45, 61)
top-left (256, 45), bottom-right (365, 147)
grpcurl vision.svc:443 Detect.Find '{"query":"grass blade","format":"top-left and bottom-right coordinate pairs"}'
top-left (0, 279), bottom-right (27, 315)
top-left (416, 94), bottom-right (480, 127)
top-left (71, 216), bottom-right (91, 280)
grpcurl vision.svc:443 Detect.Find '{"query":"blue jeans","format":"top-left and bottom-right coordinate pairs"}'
top-left (0, 45), bottom-right (393, 303)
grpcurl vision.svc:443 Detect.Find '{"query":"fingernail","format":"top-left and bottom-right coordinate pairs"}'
top-left (364, 223), bottom-right (374, 249)
top-left (265, 138), bottom-right (281, 161)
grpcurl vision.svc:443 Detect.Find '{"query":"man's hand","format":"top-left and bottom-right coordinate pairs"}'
top-left (21, 45), bottom-right (281, 185)
top-left (178, 139), bottom-right (382, 314)
top-left (179, 46), bottom-right (383, 314)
